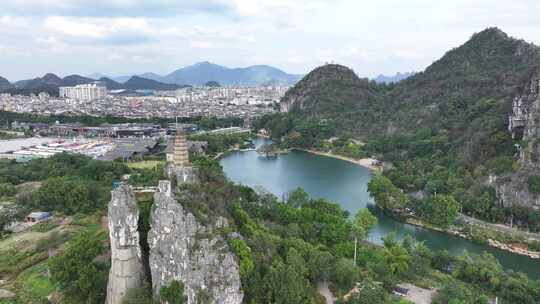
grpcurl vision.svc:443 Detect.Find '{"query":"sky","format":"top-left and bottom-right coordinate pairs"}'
top-left (2, 0), bottom-right (540, 81)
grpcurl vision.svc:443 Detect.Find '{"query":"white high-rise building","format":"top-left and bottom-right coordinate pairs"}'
top-left (59, 83), bottom-right (107, 100)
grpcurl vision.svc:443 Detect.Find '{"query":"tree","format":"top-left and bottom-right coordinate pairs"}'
top-left (453, 251), bottom-right (502, 290)
top-left (352, 208), bottom-right (378, 264)
top-left (382, 234), bottom-right (410, 275)
top-left (263, 258), bottom-right (311, 304)
top-left (229, 238), bottom-right (255, 279)
top-left (432, 280), bottom-right (489, 304)
top-left (307, 249), bottom-right (334, 282)
top-left (331, 258), bottom-right (359, 290)
top-left (499, 271), bottom-right (540, 304)
top-left (423, 195), bottom-right (460, 227)
top-left (48, 232), bottom-right (107, 304)
top-left (0, 183), bottom-right (16, 197)
top-left (353, 208), bottom-right (378, 240)
top-left (287, 188), bottom-right (310, 207)
top-left (528, 175), bottom-right (540, 194)
top-left (349, 279), bottom-right (388, 304)
top-left (32, 177), bottom-right (97, 214)
top-left (407, 242), bottom-right (432, 277)
top-left (192, 157), bottom-right (225, 184)
top-left (160, 281), bottom-right (187, 304)
top-left (368, 174), bottom-right (410, 212)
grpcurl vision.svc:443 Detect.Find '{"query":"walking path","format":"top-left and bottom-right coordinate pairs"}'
top-left (317, 281), bottom-right (336, 304)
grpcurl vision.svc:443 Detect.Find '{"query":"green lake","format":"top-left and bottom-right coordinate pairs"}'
top-left (220, 138), bottom-right (540, 278)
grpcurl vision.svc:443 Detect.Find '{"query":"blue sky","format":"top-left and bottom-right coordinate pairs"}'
top-left (1, 0), bottom-right (540, 81)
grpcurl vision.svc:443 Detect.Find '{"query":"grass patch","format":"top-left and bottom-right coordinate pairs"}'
top-left (13, 262), bottom-right (54, 299)
top-left (30, 220), bottom-right (60, 233)
top-left (127, 160), bottom-right (165, 170)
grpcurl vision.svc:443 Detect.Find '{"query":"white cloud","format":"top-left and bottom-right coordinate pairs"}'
top-left (3, 0), bottom-right (540, 80)
top-left (190, 41), bottom-right (216, 49)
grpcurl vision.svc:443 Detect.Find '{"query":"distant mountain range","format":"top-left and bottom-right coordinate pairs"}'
top-left (0, 74), bottom-right (188, 96)
top-left (373, 72), bottom-right (415, 84)
top-left (1, 61), bottom-right (413, 96)
top-left (87, 62), bottom-right (303, 86)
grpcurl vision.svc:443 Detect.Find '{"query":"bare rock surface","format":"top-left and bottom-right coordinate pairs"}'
top-left (106, 184), bottom-right (146, 304)
top-left (149, 182), bottom-right (243, 304)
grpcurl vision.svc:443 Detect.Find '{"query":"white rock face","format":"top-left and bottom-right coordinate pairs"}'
top-left (165, 163), bottom-right (199, 184)
top-left (499, 77), bottom-right (540, 209)
top-left (149, 187), bottom-right (243, 304)
top-left (106, 184), bottom-right (146, 304)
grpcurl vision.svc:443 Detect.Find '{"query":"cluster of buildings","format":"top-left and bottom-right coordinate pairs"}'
top-left (172, 86), bottom-right (289, 106)
top-left (1, 120), bottom-right (252, 162)
top-left (0, 85), bottom-right (286, 119)
top-left (0, 137), bottom-right (116, 161)
top-left (11, 121), bottom-right (199, 138)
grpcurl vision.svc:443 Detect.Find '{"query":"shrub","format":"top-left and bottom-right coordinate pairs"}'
top-left (159, 281), bottom-right (186, 304)
top-left (527, 175), bottom-right (540, 194)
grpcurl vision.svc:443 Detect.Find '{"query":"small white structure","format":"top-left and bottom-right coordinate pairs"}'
top-left (25, 211), bottom-right (52, 224)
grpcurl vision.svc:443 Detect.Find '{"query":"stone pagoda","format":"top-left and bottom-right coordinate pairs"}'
top-left (165, 128), bottom-right (198, 184)
top-left (172, 128), bottom-right (190, 167)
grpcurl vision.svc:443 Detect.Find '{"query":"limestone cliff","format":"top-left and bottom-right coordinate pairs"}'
top-left (496, 77), bottom-right (540, 209)
top-left (148, 181), bottom-right (243, 304)
top-left (106, 184), bottom-right (146, 304)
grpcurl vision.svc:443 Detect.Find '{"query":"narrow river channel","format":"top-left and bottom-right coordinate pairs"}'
top-left (220, 138), bottom-right (540, 278)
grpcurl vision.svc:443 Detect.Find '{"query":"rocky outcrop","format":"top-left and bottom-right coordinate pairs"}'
top-left (106, 184), bottom-right (146, 304)
top-left (495, 77), bottom-right (540, 209)
top-left (0, 289), bottom-right (16, 300)
top-left (509, 78), bottom-right (540, 166)
top-left (148, 181), bottom-right (243, 304)
top-left (165, 163), bottom-right (199, 184)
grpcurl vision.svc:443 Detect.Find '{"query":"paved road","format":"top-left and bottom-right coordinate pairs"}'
top-left (459, 214), bottom-right (540, 241)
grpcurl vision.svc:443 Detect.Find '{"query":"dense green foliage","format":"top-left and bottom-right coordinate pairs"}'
top-left (432, 280), bottom-right (489, 304)
top-left (527, 175), bottom-right (540, 194)
top-left (353, 208), bottom-right (378, 240)
top-left (0, 153), bottom-right (128, 215)
top-left (0, 110), bottom-right (242, 129)
top-left (367, 175), bottom-right (410, 212)
top-left (48, 232), bottom-right (108, 304)
top-left (0, 182), bottom-right (16, 197)
top-left (30, 177), bottom-right (99, 215)
top-left (228, 238), bottom-right (255, 279)
top-left (159, 281), bottom-right (186, 304)
top-left (188, 133), bottom-right (252, 156)
top-left (122, 286), bottom-right (154, 304)
top-left (418, 195), bottom-right (460, 227)
top-left (0, 153), bottom-right (128, 185)
top-left (0, 131), bottom-right (17, 140)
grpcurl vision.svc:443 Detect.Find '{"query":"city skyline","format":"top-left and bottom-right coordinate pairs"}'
top-left (2, 0), bottom-right (540, 80)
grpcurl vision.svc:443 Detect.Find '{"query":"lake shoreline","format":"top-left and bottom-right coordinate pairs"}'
top-left (221, 139), bottom-right (540, 276)
top-left (296, 147), bottom-right (540, 260)
top-left (401, 214), bottom-right (540, 259)
top-left (294, 148), bottom-right (383, 172)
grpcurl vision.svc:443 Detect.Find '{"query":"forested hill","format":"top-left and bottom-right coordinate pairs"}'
top-left (280, 27), bottom-right (540, 163)
top-left (280, 64), bottom-right (382, 117)
top-left (259, 27), bottom-right (540, 232)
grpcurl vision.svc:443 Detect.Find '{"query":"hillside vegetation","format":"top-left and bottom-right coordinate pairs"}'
top-left (256, 28), bottom-right (540, 233)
